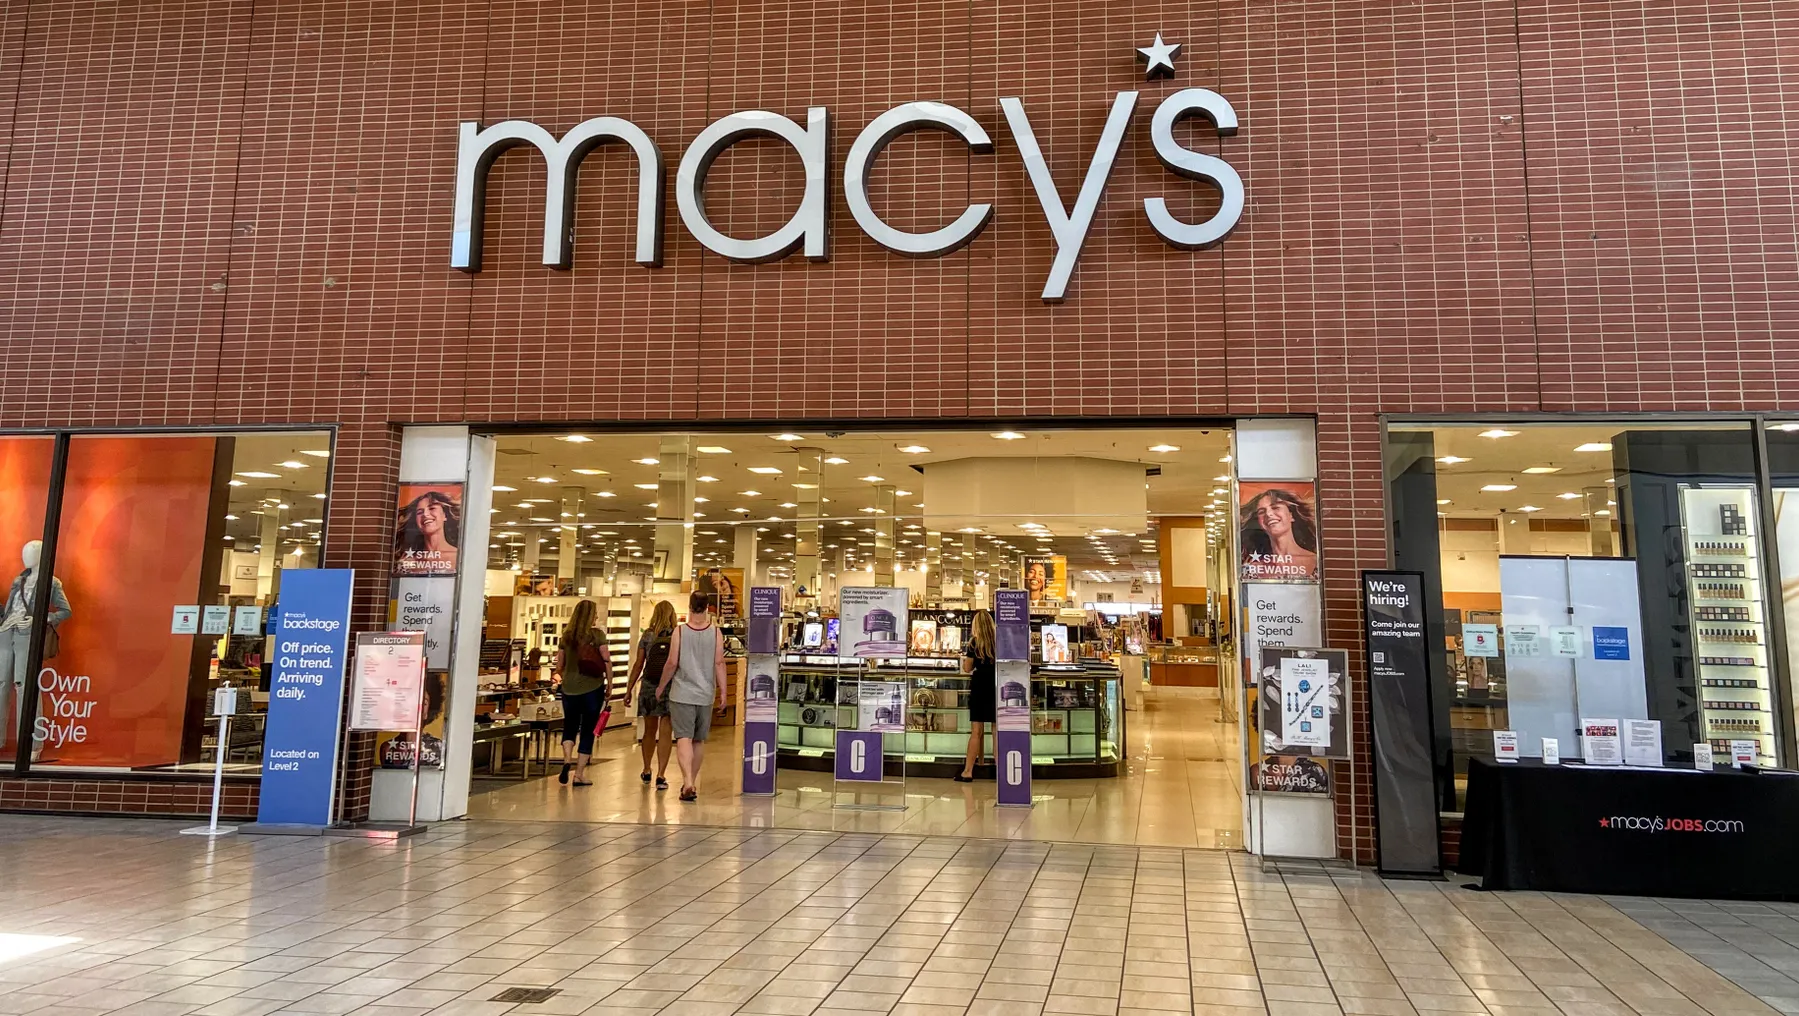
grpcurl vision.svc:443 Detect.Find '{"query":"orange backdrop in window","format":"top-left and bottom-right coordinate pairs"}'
top-left (0, 438), bottom-right (53, 585)
top-left (41, 438), bottom-right (217, 767)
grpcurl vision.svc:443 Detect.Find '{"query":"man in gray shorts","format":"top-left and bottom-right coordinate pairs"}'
top-left (655, 588), bottom-right (727, 801)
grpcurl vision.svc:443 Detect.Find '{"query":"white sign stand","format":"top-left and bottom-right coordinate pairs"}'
top-left (327, 632), bottom-right (428, 839)
top-left (181, 684), bottom-right (239, 837)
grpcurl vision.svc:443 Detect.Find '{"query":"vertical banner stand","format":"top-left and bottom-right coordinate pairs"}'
top-left (328, 631), bottom-right (428, 839)
top-left (834, 587), bottom-right (909, 812)
top-left (1254, 645), bottom-right (1354, 872)
top-left (994, 590), bottom-right (1033, 808)
top-left (181, 683), bottom-right (240, 837)
top-left (741, 587), bottom-right (782, 796)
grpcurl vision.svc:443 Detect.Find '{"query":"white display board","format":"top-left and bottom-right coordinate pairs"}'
top-left (1499, 556), bottom-right (1649, 757)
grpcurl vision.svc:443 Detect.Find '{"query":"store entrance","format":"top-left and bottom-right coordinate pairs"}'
top-left (460, 425), bottom-right (1245, 847)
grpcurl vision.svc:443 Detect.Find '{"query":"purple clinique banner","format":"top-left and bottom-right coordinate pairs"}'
top-left (741, 652), bottom-right (779, 795)
top-left (834, 729), bottom-right (884, 781)
top-left (995, 589), bottom-right (1030, 662)
top-left (995, 659), bottom-right (1033, 806)
top-left (748, 587), bottom-right (781, 655)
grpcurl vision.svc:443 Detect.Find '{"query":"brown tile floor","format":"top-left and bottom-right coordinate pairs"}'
top-left (0, 816), bottom-right (1791, 1016)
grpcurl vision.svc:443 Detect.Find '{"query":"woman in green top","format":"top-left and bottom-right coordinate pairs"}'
top-left (557, 599), bottom-right (611, 786)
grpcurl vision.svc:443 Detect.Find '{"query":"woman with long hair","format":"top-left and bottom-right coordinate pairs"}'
top-left (395, 491), bottom-right (461, 571)
top-left (1240, 487), bottom-right (1319, 579)
top-left (956, 609), bottom-right (997, 783)
top-left (624, 599), bottom-right (678, 790)
top-left (556, 599), bottom-right (611, 787)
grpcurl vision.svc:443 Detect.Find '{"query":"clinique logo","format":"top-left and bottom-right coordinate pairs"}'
top-left (451, 36), bottom-right (1243, 302)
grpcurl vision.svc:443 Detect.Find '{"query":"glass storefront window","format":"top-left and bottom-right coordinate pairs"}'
top-left (25, 432), bottom-right (331, 773)
top-left (0, 436), bottom-right (57, 763)
top-left (1762, 420), bottom-right (1799, 766)
top-left (1387, 421), bottom-right (1771, 809)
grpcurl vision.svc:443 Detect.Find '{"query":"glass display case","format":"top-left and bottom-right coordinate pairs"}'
top-left (1679, 483), bottom-right (1779, 764)
top-left (774, 655), bottom-right (1124, 778)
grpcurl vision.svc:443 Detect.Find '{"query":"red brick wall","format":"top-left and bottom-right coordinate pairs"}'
top-left (3, 1), bottom-right (1796, 839)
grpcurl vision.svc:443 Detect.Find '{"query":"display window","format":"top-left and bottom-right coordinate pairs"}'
top-left (1386, 420), bottom-right (1787, 810)
top-left (9, 431), bottom-right (332, 775)
top-left (468, 427), bottom-right (1242, 785)
top-left (0, 436), bottom-right (57, 765)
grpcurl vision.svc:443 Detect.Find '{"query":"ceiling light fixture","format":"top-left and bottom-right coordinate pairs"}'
top-left (860, 475), bottom-right (885, 483)
top-left (633, 457), bottom-right (660, 465)
top-left (594, 491), bottom-right (616, 498)
top-left (991, 431), bottom-right (1025, 440)
top-left (1481, 483), bottom-right (1518, 492)
top-left (1574, 442), bottom-right (1612, 452)
top-left (770, 433), bottom-right (804, 442)
top-left (1147, 444), bottom-right (1180, 453)
top-left (1522, 466), bottom-right (1562, 474)
top-left (1436, 455), bottom-right (1470, 465)
top-left (749, 467), bottom-right (782, 474)
top-left (697, 446), bottom-right (732, 454)
top-left (300, 449), bottom-right (330, 458)
top-left (571, 468), bottom-right (607, 476)
top-left (1557, 492), bottom-right (1581, 500)
top-left (1478, 429), bottom-right (1519, 439)
top-left (559, 435), bottom-right (591, 443)
top-left (236, 471), bottom-right (279, 479)
top-left (493, 485), bottom-right (517, 492)
top-left (634, 483), bottom-right (658, 490)
top-left (897, 445), bottom-right (930, 454)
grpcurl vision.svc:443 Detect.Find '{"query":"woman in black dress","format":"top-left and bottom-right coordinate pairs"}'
top-left (956, 609), bottom-right (997, 782)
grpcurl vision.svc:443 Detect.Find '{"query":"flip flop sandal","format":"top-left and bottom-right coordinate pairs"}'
top-left (573, 778), bottom-right (593, 787)
top-left (679, 788), bottom-right (697, 802)
top-left (559, 764), bottom-right (571, 785)
top-left (656, 777), bottom-right (669, 790)
top-left (640, 771), bottom-right (652, 784)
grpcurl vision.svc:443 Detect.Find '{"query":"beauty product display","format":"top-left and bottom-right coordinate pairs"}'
top-left (1680, 484), bottom-right (1775, 766)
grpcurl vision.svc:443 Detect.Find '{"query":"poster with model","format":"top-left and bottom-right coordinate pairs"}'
top-left (692, 566), bottom-right (743, 617)
top-left (1040, 623), bottom-right (1073, 663)
top-left (394, 482), bottom-right (463, 578)
top-left (1254, 646), bottom-right (1348, 760)
top-left (1023, 555), bottom-right (1067, 602)
top-left (1238, 481), bottom-right (1320, 582)
top-left (838, 586), bottom-right (908, 660)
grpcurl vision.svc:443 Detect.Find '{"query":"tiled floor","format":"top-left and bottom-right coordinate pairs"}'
top-left (0, 816), bottom-right (1791, 1016)
top-left (469, 685), bottom-right (1244, 850)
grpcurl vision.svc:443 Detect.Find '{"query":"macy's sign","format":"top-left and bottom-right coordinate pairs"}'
top-left (451, 49), bottom-right (1243, 303)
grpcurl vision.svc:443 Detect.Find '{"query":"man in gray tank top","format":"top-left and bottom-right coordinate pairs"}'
top-left (656, 589), bottom-right (727, 801)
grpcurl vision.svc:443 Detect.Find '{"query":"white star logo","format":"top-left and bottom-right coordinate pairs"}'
top-left (1136, 33), bottom-right (1181, 80)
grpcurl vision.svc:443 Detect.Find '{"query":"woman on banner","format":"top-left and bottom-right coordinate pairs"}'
top-left (625, 600), bottom-right (677, 790)
top-left (556, 599), bottom-right (611, 787)
top-left (394, 489), bottom-right (461, 575)
top-left (1239, 486), bottom-right (1319, 580)
top-left (956, 609), bottom-right (997, 783)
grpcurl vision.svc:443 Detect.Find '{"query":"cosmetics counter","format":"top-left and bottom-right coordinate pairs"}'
top-left (771, 654), bottom-right (1124, 779)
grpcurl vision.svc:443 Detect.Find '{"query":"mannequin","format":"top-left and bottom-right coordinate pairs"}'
top-left (0, 540), bottom-right (71, 750)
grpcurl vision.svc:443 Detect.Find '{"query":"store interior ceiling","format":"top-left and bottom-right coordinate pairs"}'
top-left (486, 428), bottom-right (1236, 584)
top-left (209, 432), bottom-right (331, 556)
top-left (1414, 422), bottom-right (1750, 523)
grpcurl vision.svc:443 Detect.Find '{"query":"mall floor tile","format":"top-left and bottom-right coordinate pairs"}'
top-left (0, 817), bottom-right (1793, 1016)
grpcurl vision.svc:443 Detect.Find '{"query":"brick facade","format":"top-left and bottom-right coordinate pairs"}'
top-left (2, 2), bottom-right (1796, 849)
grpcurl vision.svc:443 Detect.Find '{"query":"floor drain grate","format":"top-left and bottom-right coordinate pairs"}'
top-left (491, 988), bottom-right (561, 1004)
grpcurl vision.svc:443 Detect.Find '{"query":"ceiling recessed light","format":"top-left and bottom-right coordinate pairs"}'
top-left (559, 435), bottom-right (592, 443)
top-left (493, 485), bottom-right (517, 492)
top-left (1436, 455), bottom-right (1470, 465)
top-left (697, 446), bottom-right (733, 454)
top-left (595, 491), bottom-right (616, 498)
top-left (860, 475), bottom-right (885, 483)
top-left (1480, 483), bottom-right (1518, 492)
top-left (1557, 492), bottom-right (1581, 500)
top-left (823, 456), bottom-right (849, 465)
top-left (695, 475), bottom-right (719, 483)
top-left (991, 431), bottom-right (1026, 440)
top-left (235, 471), bottom-right (279, 479)
top-left (634, 483), bottom-right (658, 490)
top-left (1594, 509), bottom-right (1612, 516)
top-left (749, 467), bottom-right (783, 474)
top-left (277, 460), bottom-right (308, 469)
top-left (791, 482), bottom-right (818, 490)
top-left (897, 445), bottom-right (931, 454)
top-left (1436, 499), bottom-right (1452, 505)
top-left (1574, 442), bottom-right (1612, 452)
top-left (299, 449), bottom-right (330, 458)
top-left (770, 433), bottom-right (804, 442)
top-left (572, 468), bottom-right (607, 476)
top-left (1148, 444), bottom-right (1180, 453)
top-left (731, 507), bottom-right (751, 514)
top-left (633, 457), bottom-right (660, 465)
top-left (1213, 475), bottom-right (1231, 482)
top-left (1517, 505), bottom-right (1543, 513)
top-left (530, 476), bottom-right (557, 484)
top-left (779, 502), bottom-right (798, 509)
top-left (739, 489), bottom-right (761, 497)
top-left (693, 497), bottom-right (710, 504)
top-left (1522, 466), bottom-right (1561, 474)
top-left (1478, 429), bottom-right (1519, 439)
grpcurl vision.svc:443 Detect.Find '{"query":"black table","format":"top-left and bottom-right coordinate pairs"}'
top-left (1460, 757), bottom-right (1799, 900)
